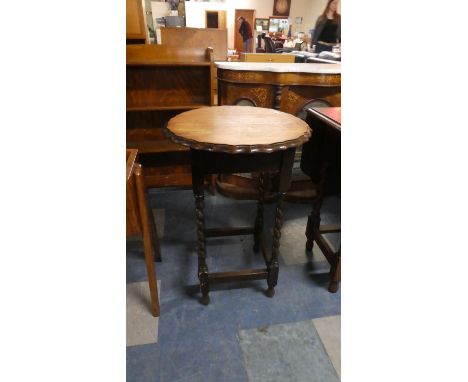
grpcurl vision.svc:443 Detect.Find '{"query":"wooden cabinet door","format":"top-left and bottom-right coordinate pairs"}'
top-left (126, 0), bottom-right (146, 41)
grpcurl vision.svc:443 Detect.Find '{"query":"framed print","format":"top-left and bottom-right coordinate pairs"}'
top-left (255, 18), bottom-right (269, 32)
top-left (268, 16), bottom-right (289, 34)
top-left (273, 0), bottom-right (291, 17)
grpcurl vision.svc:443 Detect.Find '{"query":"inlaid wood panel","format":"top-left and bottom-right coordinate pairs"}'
top-left (218, 69), bottom-right (341, 87)
top-left (216, 64), bottom-right (341, 201)
top-left (281, 85), bottom-right (341, 116)
top-left (218, 82), bottom-right (275, 108)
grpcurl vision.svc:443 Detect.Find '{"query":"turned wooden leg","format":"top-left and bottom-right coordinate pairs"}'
top-left (266, 193), bottom-right (284, 297)
top-left (328, 249), bottom-right (341, 293)
top-left (253, 172), bottom-right (266, 253)
top-left (135, 164), bottom-right (160, 317)
top-left (192, 149), bottom-right (210, 305)
top-left (195, 194), bottom-right (210, 305)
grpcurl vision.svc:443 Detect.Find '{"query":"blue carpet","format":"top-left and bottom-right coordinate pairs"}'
top-left (127, 188), bottom-right (340, 382)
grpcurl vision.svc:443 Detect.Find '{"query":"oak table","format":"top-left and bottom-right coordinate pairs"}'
top-left (126, 149), bottom-right (160, 317)
top-left (301, 107), bottom-right (341, 293)
top-left (166, 106), bottom-right (310, 305)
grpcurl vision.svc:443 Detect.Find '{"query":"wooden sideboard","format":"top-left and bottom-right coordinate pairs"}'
top-left (216, 61), bottom-right (341, 201)
top-left (127, 44), bottom-right (214, 188)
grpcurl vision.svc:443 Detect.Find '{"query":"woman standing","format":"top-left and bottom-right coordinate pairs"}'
top-left (311, 0), bottom-right (341, 53)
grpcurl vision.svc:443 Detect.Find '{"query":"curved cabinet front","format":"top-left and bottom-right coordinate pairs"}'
top-left (216, 63), bottom-right (341, 201)
top-left (217, 67), bottom-right (341, 116)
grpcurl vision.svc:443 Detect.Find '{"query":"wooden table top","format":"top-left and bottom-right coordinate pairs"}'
top-left (165, 106), bottom-right (311, 153)
top-left (307, 107), bottom-right (341, 132)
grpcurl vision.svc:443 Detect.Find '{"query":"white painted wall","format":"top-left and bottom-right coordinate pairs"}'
top-left (151, 0), bottom-right (341, 49)
top-left (185, 0), bottom-right (273, 49)
top-left (151, 1), bottom-right (171, 22)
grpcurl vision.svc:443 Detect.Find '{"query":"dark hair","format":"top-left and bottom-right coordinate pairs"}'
top-left (322, 0), bottom-right (340, 21)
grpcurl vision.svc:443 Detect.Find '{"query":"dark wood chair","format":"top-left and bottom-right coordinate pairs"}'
top-left (263, 35), bottom-right (285, 53)
top-left (301, 107), bottom-right (341, 293)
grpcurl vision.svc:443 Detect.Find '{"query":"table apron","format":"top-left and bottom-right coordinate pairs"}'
top-left (190, 148), bottom-right (295, 174)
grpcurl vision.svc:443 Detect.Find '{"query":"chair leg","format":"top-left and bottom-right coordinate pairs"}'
top-left (135, 164), bottom-right (160, 317)
top-left (328, 249), bottom-right (341, 293)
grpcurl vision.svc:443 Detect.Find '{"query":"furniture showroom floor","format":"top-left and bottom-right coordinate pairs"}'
top-left (127, 187), bottom-right (341, 382)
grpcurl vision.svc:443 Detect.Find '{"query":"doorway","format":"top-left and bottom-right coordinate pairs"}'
top-left (234, 9), bottom-right (255, 53)
top-left (205, 10), bottom-right (227, 29)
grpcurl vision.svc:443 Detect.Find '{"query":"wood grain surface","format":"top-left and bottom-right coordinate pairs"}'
top-left (166, 106), bottom-right (310, 153)
top-left (126, 149), bottom-right (138, 181)
top-left (307, 107), bottom-right (341, 132)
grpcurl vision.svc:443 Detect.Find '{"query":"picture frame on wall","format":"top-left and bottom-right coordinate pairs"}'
top-left (268, 16), bottom-right (289, 34)
top-left (273, 0), bottom-right (291, 17)
top-left (255, 18), bottom-right (269, 32)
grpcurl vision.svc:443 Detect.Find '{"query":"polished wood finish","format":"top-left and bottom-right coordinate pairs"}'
top-left (301, 107), bottom-right (341, 293)
top-left (160, 27), bottom-right (228, 104)
top-left (126, 45), bottom-right (215, 188)
top-left (166, 106), bottom-right (310, 152)
top-left (126, 149), bottom-right (138, 181)
top-left (126, 150), bottom-right (160, 317)
top-left (307, 107), bottom-right (341, 130)
top-left (241, 53), bottom-right (295, 63)
top-left (126, 0), bottom-right (147, 43)
top-left (166, 106), bottom-right (306, 304)
top-left (160, 27), bottom-right (228, 62)
top-left (126, 150), bottom-right (141, 237)
top-left (218, 69), bottom-right (341, 111)
top-left (217, 65), bottom-right (341, 201)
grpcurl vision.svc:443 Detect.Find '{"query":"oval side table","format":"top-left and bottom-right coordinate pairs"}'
top-left (166, 106), bottom-right (311, 305)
